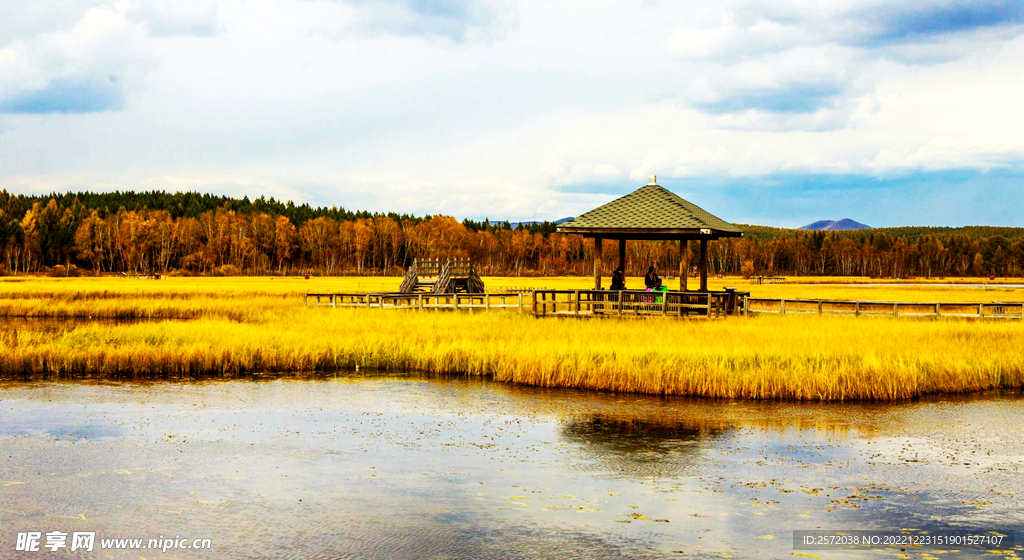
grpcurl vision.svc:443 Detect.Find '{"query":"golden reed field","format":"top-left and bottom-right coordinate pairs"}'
top-left (2, 275), bottom-right (1024, 401)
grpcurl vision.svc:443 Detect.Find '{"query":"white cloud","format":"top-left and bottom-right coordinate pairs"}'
top-left (305, 0), bottom-right (519, 42)
top-left (0, 5), bottom-right (149, 113)
top-left (668, 15), bottom-right (807, 61)
top-left (0, 1), bottom-right (221, 114)
top-left (0, 0), bottom-right (1023, 224)
top-left (131, 0), bottom-right (221, 37)
top-left (550, 164), bottom-right (623, 186)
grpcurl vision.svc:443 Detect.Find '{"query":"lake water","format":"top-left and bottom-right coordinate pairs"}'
top-left (1, 377), bottom-right (1022, 559)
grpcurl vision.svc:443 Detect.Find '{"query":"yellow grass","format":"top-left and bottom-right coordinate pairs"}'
top-left (4, 274), bottom-right (1023, 307)
top-left (1, 276), bottom-right (1023, 401)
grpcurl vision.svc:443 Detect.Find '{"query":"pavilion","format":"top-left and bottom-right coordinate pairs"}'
top-left (557, 176), bottom-right (743, 292)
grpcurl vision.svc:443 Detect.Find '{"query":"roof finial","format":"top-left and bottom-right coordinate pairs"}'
top-left (648, 175), bottom-right (657, 185)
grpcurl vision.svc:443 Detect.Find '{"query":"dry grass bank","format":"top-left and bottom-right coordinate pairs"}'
top-left (2, 305), bottom-right (1023, 400)
top-left (1, 277), bottom-right (1023, 401)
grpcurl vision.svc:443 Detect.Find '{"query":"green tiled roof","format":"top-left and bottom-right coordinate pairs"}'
top-left (558, 184), bottom-right (742, 234)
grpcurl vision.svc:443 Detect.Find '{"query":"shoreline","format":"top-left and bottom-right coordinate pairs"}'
top-left (3, 369), bottom-right (1023, 404)
top-left (3, 310), bottom-right (1023, 402)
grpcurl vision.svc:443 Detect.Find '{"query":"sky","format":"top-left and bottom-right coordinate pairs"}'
top-left (1, 0), bottom-right (1023, 228)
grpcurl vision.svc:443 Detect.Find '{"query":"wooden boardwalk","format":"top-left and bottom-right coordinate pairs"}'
top-left (305, 289), bottom-right (747, 318)
top-left (746, 298), bottom-right (1024, 319)
top-left (305, 292), bottom-right (525, 311)
top-left (531, 289), bottom-right (745, 318)
top-left (750, 276), bottom-right (786, 284)
top-left (304, 290), bottom-right (1024, 320)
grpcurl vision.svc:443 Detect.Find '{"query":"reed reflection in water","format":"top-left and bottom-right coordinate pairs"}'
top-left (0, 376), bottom-right (1021, 559)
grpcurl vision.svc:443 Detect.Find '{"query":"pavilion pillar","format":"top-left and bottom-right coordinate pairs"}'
top-left (699, 239), bottom-right (708, 292)
top-left (618, 239), bottom-right (626, 274)
top-left (594, 237), bottom-right (603, 290)
top-left (679, 239), bottom-right (688, 292)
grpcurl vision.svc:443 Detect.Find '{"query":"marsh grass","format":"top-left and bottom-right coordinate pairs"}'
top-left (2, 277), bottom-right (1023, 400)
top-left (3, 307), bottom-right (1023, 401)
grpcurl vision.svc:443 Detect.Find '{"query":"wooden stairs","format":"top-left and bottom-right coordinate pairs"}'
top-left (399, 258), bottom-right (485, 294)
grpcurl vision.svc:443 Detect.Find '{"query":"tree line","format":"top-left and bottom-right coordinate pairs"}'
top-left (2, 190), bottom-right (1023, 277)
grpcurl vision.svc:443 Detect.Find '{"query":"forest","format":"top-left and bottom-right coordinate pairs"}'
top-left (3, 189), bottom-right (1024, 278)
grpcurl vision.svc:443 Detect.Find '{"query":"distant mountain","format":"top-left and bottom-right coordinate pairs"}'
top-left (501, 217), bottom-right (574, 229)
top-left (799, 218), bottom-right (871, 231)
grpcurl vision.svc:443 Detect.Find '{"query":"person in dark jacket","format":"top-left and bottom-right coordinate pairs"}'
top-left (610, 266), bottom-right (626, 291)
top-left (644, 266), bottom-right (662, 289)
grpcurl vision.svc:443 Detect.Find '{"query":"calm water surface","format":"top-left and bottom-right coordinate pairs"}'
top-left (1, 377), bottom-right (1022, 559)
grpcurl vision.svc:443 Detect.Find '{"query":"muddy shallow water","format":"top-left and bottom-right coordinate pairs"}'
top-left (1, 377), bottom-right (1022, 559)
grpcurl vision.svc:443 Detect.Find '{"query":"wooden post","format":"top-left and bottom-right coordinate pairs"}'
top-left (855, 301), bottom-right (860, 316)
top-left (574, 290), bottom-right (580, 316)
top-left (979, 303), bottom-right (984, 318)
top-left (705, 293), bottom-right (712, 317)
top-left (519, 293), bottom-right (524, 314)
top-left (742, 295), bottom-right (747, 317)
top-left (618, 238), bottom-right (626, 276)
top-left (818, 300), bottom-right (823, 315)
top-left (531, 292), bottom-right (537, 315)
top-left (679, 239), bottom-right (688, 291)
top-left (699, 239), bottom-right (708, 292)
top-left (935, 303), bottom-right (940, 317)
top-left (893, 303), bottom-right (898, 318)
top-left (780, 299), bottom-right (786, 315)
top-left (594, 237), bottom-right (603, 290)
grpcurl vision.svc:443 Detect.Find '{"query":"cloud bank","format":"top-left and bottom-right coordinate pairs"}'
top-left (1, 0), bottom-right (1023, 226)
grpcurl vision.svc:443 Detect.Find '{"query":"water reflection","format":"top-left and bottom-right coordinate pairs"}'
top-left (561, 413), bottom-right (729, 478)
top-left (0, 378), bottom-right (1021, 559)
top-left (0, 405), bottom-right (126, 440)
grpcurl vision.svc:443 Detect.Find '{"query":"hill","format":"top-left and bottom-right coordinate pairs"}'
top-left (799, 219), bottom-right (871, 231)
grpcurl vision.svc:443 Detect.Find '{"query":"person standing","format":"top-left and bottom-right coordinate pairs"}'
top-left (611, 266), bottom-right (626, 291)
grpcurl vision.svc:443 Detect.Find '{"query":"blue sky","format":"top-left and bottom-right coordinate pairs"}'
top-left (1, 0), bottom-right (1023, 228)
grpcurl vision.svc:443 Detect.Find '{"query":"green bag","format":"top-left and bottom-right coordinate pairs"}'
top-left (653, 285), bottom-right (668, 303)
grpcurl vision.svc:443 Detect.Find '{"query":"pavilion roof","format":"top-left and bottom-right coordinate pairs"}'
top-left (557, 180), bottom-right (743, 238)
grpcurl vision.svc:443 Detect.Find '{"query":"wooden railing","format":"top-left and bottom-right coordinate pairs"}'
top-left (432, 261), bottom-right (453, 293)
top-left (398, 261), bottom-right (418, 293)
top-left (305, 290), bottom-right (746, 317)
top-left (446, 258), bottom-right (472, 277)
top-left (304, 292), bottom-right (525, 311)
top-left (416, 258), bottom-right (443, 277)
top-left (746, 298), bottom-right (1024, 319)
top-left (531, 289), bottom-right (747, 318)
top-left (466, 262), bottom-right (485, 294)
